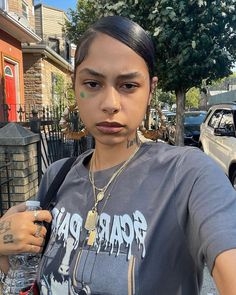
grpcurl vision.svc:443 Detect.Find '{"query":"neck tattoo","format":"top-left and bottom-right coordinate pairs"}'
top-left (85, 145), bottom-right (141, 246)
top-left (127, 133), bottom-right (140, 149)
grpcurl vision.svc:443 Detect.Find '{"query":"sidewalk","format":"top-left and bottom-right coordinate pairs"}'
top-left (201, 267), bottom-right (219, 295)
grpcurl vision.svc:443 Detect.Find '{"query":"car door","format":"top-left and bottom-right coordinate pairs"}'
top-left (214, 110), bottom-right (236, 173)
top-left (201, 109), bottom-right (222, 156)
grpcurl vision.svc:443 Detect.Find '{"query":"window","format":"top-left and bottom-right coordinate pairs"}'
top-left (0, 0), bottom-right (8, 11)
top-left (65, 42), bottom-right (70, 61)
top-left (22, 1), bottom-right (28, 19)
top-left (219, 111), bottom-right (235, 133)
top-left (4, 66), bottom-right (13, 77)
top-left (208, 110), bottom-right (223, 129)
top-left (49, 38), bottom-right (60, 54)
top-left (51, 72), bottom-right (57, 99)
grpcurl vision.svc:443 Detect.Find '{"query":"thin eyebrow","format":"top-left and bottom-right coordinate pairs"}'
top-left (78, 68), bottom-right (144, 80)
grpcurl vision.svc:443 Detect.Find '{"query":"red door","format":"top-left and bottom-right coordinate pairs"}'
top-left (4, 61), bottom-right (17, 121)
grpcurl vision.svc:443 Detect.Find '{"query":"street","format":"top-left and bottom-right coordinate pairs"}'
top-left (201, 267), bottom-right (219, 295)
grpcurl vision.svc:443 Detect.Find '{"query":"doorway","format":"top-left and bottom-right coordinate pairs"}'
top-left (4, 60), bottom-right (18, 121)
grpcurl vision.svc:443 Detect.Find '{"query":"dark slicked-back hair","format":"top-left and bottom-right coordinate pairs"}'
top-left (73, 15), bottom-right (155, 87)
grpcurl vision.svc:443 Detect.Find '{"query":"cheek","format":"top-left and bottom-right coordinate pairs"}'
top-left (77, 100), bottom-right (96, 122)
top-left (76, 90), bottom-right (97, 101)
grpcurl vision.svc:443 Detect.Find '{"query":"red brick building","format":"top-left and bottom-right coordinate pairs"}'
top-left (0, 0), bottom-right (40, 121)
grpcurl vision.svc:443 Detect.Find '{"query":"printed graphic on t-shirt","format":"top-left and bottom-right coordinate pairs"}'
top-left (39, 207), bottom-right (147, 294)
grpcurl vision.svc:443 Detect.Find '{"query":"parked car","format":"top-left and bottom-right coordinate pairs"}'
top-left (150, 109), bottom-right (176, 140)
top-left (199, 103), bottom-right (236, 188)
top-left (162, 111), bottom-right (176, 141)
top-left (168, 111), bottom-right (207, 146)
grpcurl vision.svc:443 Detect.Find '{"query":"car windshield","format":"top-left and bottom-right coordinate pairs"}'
top-left (164, 113), bottom-right (175, 122)
top-left (184, 113), bottom-right (206, 125)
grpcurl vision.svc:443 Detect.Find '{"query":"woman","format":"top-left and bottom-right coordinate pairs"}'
top-left (1, 15), bottom-right (236, 295)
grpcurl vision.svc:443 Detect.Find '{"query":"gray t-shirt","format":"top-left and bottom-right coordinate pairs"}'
top-left (36, 142), bottom-right (236, 295)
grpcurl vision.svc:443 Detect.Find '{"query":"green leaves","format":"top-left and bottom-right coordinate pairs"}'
top-left (65, 0), bottom-right (235, 94)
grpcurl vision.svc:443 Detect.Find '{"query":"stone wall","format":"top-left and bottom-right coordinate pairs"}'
top-left (0, 123), bottom-right (40, 212)
top-left (23, 52), bottom-right (72, 107)
top-left (23, 53), bottom-right (43, 109)
top-left (42, 58), bottom-right (72, 106)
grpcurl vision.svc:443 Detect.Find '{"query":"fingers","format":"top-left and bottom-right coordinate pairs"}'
top-left (33, 223), bottom-right (46, 238)
top-left (29, 210), bottom-right (52, 223)
top-left (28, 244), bottom-right (43, 254)
top-left (2, 202), bottom-right (27, 219)
top-left (14, 202), bottom-right (27, 212)
top-left (28, 233), bottom-right (45, 254)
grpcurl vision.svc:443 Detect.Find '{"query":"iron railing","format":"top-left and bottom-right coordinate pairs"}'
top-left (0, 154), bottom-right (13, 215)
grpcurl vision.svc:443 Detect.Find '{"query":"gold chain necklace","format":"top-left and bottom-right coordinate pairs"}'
top-left (85, 145), bottom-right (141, 245)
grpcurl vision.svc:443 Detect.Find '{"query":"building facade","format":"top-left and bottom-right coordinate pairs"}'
top-left (0, 0), bottom-right (40, 121)
top-left (22, 4), bottom-right (73, 111)
top-left (0, 1), bottom-right (74, 122)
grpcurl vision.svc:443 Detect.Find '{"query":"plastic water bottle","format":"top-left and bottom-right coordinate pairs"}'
top-left (3, 200), bottom-right (41, 295)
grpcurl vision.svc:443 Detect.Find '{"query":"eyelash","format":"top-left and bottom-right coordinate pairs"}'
top-left (84, 81), bottom-right (100, 89)
top-left (83, 81), bottom-right (140, 92)
top-left (121, 83), bottom-right (139, 90)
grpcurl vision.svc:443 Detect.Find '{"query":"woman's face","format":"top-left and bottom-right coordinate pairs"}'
top-left (75, 33), bottom-right (157, 146)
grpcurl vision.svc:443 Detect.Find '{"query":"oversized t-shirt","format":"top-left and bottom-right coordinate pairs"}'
top-left (36, 142), bottom-right (236, 295)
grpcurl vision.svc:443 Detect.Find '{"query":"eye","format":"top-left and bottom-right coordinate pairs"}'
top-left (121, 83), bottom-right (139, 91)
top-left (84, 81), bottom-right (100, 89)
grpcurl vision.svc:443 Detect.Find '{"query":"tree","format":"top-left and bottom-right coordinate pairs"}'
top-left (151, 88), bottom-right (175, 109)
top-left (186, 88), bottom-right (200, 110)
top-left (52, 73), bottom-right (75, 110)
top-left (65, 0), bottom-right (102, 44)
top-left (65, 0), bottom-right (236, 145)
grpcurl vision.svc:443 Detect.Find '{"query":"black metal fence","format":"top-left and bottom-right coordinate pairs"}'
top-left (0, 103), bottom-right (65, 123)
top-left (0, 154), bottom-right (13, 215)
top-left (0, 104), bottom-right (94, 212)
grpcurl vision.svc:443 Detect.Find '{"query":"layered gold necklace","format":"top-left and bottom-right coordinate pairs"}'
top-left (85, 145), bottom-right (141, 245)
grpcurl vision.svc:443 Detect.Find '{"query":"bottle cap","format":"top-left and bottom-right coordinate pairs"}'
top-left (26, 200), bottom-right (41, 208)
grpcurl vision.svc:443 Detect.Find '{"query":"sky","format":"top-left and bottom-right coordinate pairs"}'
top-left (34, 0), bottom-right (77, 13)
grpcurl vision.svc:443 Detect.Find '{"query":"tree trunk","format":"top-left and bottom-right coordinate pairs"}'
top-left (199, 88), bottom-right (208, 111)
top-left (175, 89), bottom-right (186, 146)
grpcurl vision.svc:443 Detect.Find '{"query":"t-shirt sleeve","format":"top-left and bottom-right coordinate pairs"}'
top-left (175, 148), bottom-right (236, 273)
top-left (37, 158), bottom-right (69, 205)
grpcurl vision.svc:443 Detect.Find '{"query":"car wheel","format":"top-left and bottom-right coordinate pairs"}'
top-left (231, 170), bottom-right (236, 190)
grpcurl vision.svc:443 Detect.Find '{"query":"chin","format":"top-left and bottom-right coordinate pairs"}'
top-left (95, 134), bottom-right (127, 146)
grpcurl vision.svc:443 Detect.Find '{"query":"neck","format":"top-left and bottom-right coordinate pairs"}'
top-left (92, 139), bottom-right (141, 171)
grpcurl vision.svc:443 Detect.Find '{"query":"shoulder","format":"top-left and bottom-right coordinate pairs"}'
top-left (142, 141), bottom-right (233, 196)
top-left (45, 149), bottom-right (93, 182)
top-left (141, 141), bottom-right (203, 168)
top-left (37, 149), bottom-right (93, 202)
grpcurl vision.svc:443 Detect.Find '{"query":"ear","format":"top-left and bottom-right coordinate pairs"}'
top-left (148, 76), bottom-right (158, 104)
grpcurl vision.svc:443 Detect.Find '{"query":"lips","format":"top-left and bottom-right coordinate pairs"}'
top-left (96, 121), bottom-right (124, 134)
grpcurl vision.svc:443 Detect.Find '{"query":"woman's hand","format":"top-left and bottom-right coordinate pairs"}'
top-left (0, 203), bottom-right (52, 256)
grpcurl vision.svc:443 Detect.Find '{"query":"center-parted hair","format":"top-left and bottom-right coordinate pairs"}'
top-left (74, 15), bottom-right (155, 86)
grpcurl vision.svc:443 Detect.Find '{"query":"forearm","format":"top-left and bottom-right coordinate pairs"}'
top-left (212, 249), bottom-right (236, 295)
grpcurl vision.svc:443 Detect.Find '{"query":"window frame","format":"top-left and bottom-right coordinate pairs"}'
top-left (22, 0), bottom-right (29, 20)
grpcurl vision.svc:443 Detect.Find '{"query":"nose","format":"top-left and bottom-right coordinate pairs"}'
top-left (101, 87), bottom-right (121, 114)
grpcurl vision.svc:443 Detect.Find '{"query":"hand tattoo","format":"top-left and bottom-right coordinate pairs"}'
top-left (0, 221), bottom-right (11, 235)
top-left (3, 234), bottom-right (14, 244)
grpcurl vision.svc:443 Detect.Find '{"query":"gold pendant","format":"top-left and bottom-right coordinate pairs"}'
top-left (84, 210), bottom-right (98, 231)
top-left (96, 191), bottom-right (105, 202)
top-left (87, 229), bottom-right (97, 246)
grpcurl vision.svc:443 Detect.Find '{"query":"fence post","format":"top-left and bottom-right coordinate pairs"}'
top-left (30, 109), bottom-right (42, 184)
top-left (0, 123), bottom-right (40, 209)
